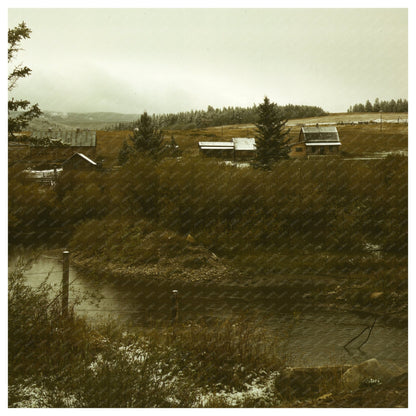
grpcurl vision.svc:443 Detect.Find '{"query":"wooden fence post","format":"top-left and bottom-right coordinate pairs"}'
top-left (171, 289), bottom-right (179, 324)
top-left (62, 250), bottom-right (69, 317)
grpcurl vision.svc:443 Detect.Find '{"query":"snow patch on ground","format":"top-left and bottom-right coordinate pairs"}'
top-left (197, 371), bottom-right (280, 407)
top-left (9, 382), bottom-right (83, 408)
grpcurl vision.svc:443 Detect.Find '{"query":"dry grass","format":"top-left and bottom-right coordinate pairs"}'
top-left (96, 130), bottom-right (131, 165)
top-left (14, 113), bottom-right (408, 165)
top-left (286, 112), bottom-right (408, 125)
top-left (163, 113), bottom-right (407, 157)
top-left (337, 124), bottom-right (407, 155)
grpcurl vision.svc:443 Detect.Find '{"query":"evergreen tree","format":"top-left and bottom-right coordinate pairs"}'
top-left (373, 98), bottom-right (381, 112)
top-left (118, 140), bottom-right (132, 165)
top-left (365, 100), bottom-right (373, 112)
top-left (130, 112), bottom-right (164, 159)
top-left (254, 96), bottom-right (290, 168)
top-left (8, 22), bottom-right (42, 139)
top-left (389, 99), bottom-right (397, 112)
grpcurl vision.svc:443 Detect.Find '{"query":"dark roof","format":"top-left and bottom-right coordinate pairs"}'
top-left (31, 130), bottom-right (96, 147)
top-left (301, 126), bottom-right (340, 144)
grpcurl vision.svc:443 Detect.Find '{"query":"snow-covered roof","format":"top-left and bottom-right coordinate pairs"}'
top-left (77, 152), bottom-right (97, 165)
top-left (24, 168), bottom-right (63, 179)
top-left (63, 152), bottom-right (97, 166)
top-left (305, 142), bottom-right (341, 146)
top-left (199, 141), bottom-right (234, 150)
top-left (232, 138), bottom-right (256, 151)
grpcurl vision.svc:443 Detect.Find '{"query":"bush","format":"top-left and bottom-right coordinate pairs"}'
top-left (165, 318), bottom-right (281, 388)
top-left (8, 260), bottom-right (92, 379)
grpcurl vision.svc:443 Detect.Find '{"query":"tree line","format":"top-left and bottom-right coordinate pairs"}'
top-left (112, 103), bottom-right (327, 130)
top-left (347, 98), bottom-right (408, 113)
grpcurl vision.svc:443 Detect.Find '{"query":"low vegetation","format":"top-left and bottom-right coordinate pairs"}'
top-left (10, 144), bottom-right (407, 259)
top-left (9, 266), bottom-right (284, 407)
top-left (9, 144), bottom-right (407, 318)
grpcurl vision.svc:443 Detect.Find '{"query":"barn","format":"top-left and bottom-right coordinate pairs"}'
top-left (289, 126), bottom-right (341, 158)
top-left (30, 129), bottom-right (97, 161)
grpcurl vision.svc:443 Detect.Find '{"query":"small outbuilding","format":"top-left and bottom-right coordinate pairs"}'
top-left (198, 141), bottom-right (235, 158)
top-left (199, 138), bottom-right (256, 160)
top-left (289, 126), bottom-right (341, 158)
top-left (62, 153), bottom-right (98, 171)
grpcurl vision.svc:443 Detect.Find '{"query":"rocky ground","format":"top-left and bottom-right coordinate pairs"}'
top-left (70, 244), bottom-right (235, 284)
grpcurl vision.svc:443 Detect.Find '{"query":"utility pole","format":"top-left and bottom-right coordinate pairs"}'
top-left (380, 110), bottom-right (383, 133)
top-left (62, 249), bottom-right (69, 317)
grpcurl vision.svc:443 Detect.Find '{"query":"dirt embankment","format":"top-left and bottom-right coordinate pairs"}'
top-left (71, 245), bottom-right (233, 284)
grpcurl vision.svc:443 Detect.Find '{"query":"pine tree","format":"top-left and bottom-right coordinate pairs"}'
top-left (130, 112), bottom-right (164, 159)
top-left (118, 140), bottom-right (132, 165)
top-left (365, 100), bottom-right (373, 112)
top-left (373, 98), bottom-right (381, 112)
top-left (254, 96), bottom-right (290, 168)
top-left (8, 22), bottom-right (42, 139)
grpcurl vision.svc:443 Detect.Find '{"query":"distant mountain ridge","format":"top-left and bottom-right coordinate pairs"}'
top-left (27, 111), bottom-right (139, 130)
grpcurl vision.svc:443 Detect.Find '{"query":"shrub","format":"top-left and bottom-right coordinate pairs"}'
top-left (8, 261), bottom-right (92, 379)
top-left (166, 318), bottom-right (281, 388)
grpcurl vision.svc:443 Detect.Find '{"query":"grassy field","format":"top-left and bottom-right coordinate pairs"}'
top-left (286, 112), bottom-right (407, 125)
top-left (336, 124), bottom-right (407, 155)
top-left (96, 130), bottom-right (131, 164)
top-left (19, 112), bottom-right (407, 166)
top-left (94, 113), bottom-right (407, 164)
top-left (165, 117), bottom-right (407, 158)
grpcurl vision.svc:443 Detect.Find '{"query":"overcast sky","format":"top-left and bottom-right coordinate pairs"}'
top-left (8, 8), bottom-right (408, 114)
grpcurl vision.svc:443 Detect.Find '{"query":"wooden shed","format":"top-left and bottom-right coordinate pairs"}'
top-left (199, 138), bottom-right (256, 160)
top-left (198, 141), bottom-right (234, 158)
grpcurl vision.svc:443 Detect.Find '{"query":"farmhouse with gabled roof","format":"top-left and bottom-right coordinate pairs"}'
top-left (289, 126), bottom-right (341, 158)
